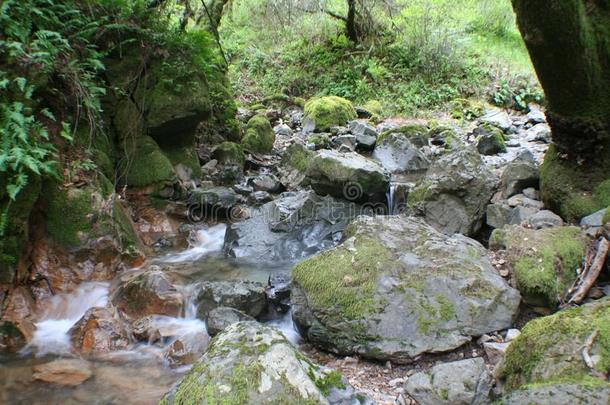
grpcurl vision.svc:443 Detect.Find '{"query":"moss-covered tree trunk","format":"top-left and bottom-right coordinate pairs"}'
top-left (511, 0), bottom-right (610, 156)
top-left (512, 0), bottom-right (610, 222)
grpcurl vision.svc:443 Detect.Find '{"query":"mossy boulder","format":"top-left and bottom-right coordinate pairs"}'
top-left (497, 298), bottom-right (610, 396)
top-left (160, 322), bottom-right (355, 404)
top-left (475, 124), bottom-right (507, 155)
top-left (242, 114), bottom-right (275, 154)
top-left (363, 100), bottom-right (383, 116)
top-left (540, 143), bottom-right (610, 222)
top-left (303, 96), bottom-right (357, 132)
top-left (211, 142), bottom-right (246, 166)
top-left (379, 124), bottom-right (429, 148)
top-left (307, 134), bottom-right (331, 150)
top-left (498, 381), bottom-right (610, 405)
top-left (303, 149), bottom-right (390, 203)
top-left (407, 146), bottom-right (497, 236)
top-left (163, 144), bottom-right (202, 180)
top-left (292, 216), bottom-right (520, 363)
top-left (490, 225), bottom-right (587, 307)
top-left (120, 136), bottom-right (176, 188)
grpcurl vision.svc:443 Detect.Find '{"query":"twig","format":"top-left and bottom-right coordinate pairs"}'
top-left (568, 238), bottom-right (609, 304)
top-left (582, 329), bottom-right (598, 369)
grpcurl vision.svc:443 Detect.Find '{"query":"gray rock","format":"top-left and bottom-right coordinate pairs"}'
top-left (500, 383), bottom-right (610, 405)
top-left (506, 194), bottom-right (544, 210)
top-left (404, 358), bottom-right (493, 405)
top-left (486, 203), bottom-right (512, 229)
top-left (195, 281), bottom-right (267, 320)
top-left (480, 109), bottom-right (511, 131)
top-left (372, 133), bottom-right (430, 174)
top-left (188, 187), bottom-right (238, 220)
top-left (505, 329), bottom-right (521, 342)
top-left (527, 210), bottom-right (564, 229)
top-left (206, 306), bottom-right (255, 336)
top-left (508, 205), bottom-right (539, 225)
top-left (163, 328), bottom-right (209, 367)
top-left (526, 123), bottom-right (551, 143)
top-left (522, 187), bottom-right (539, 200)
top-left (304, 149), bottom-right (390, 203)
top-left (249, 190), bottom-right (273, 205)
top-left (408, 146), bottom-right (497, 236)
top-left (333, 134), bottom-right (357, 152)
top-left (248, 173), bottom-right (282, 193)
top-left (274, 123), bottom-right (293, 137)
top-left (526, 104), bottom-right (546, 124)
top-left (475, 125), bottom-right (507, 155)
top-left (483, 341), bottom-right (509, 365)
top-left (349, 120), bottom-right (378, 151)
top-left (160, 322), bottom-right (357, 405)
top-left (501, 152), bottom-right (539, 198)
top-left (292, 216), bottom-right (521, 363)
top-left (580, 208), bottom-right (608, 227)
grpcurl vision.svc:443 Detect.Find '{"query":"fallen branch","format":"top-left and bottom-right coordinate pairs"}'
top-left (581, 329), bottom-right (598, 369)
top-left (568, 237), bottom-right (609, 305)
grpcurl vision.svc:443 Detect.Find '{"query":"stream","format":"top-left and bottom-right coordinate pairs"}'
top-left (0, 224), bottom-right (302, 404)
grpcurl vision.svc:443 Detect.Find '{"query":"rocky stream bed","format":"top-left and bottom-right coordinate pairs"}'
top-left (1, 99), bottom-right (609, 404)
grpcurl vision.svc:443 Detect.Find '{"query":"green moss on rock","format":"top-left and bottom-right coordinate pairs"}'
top-left (307, 134), bottom-right (331, 150)
top-left (304, 96), bottom-right (357, 132)
top-left (212, 142), bottom-right (246, 166)
top-left (163, 145), bottom-right (202, 179)
top-left (120, 135), bottom-right (176, 188)
top-left (490, 225), bottom-right (586, 307)
top-left (497, 298), bottom-right (610, 391)
top-left (242, 114), bottom-right (275, 153)
top-left (44, 182), bottom-right (96, 247)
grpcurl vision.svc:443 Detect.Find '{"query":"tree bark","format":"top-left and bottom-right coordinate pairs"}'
top-left (346, 0), bottom-right (358, 43)
top-left (511, 0), bottom-right (610, 157)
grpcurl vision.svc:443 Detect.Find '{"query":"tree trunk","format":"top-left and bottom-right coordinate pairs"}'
top-left (346, 0), bottom-right (358, 43)
top-left (511, 0), bottom-right (610, 156)
top-left (512, 0), bottom-right (610, 222)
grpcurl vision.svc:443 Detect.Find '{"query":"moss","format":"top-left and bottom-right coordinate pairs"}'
top-left (378, 124), bottom-right (429, 148)
top-left (212, 141), bottom-right (246, 166)
top-left (313, 370), bottom-right (345, 396)
top-left (500, 226), bottom-right (587, 306)
top-left (439, 388), bottom-right (450, 400)
top-left (292, 237), bottom-right (392, 320)
top-left (120, 135), bottom-right (176, 188)
top-left (450, 98), bottom-right (485, 121)
top-left (284, 143), bottom-right (314, 173)
top-left (437, 294), bottom-right (456, 321)
top-left (163, 145), bottom-right (202, 178)
top-left (44, 182), bottom-right (96, 247)
top-left (242, 114), bottom-right (275, 153)
top-left (303, 96), bottom-right (357, 132)
top-left (307, 134), bottom-right (331, 150)
top-left (603, 207), bottom-right (610, 224)
top-left (497, 298), bottom-right (610, 391)
top-left (407, 179), bottom-right (432, 208)
top-left (540, 143), bottom-right (610, 222)
top-left (363, 100), bottom-right (383, 116)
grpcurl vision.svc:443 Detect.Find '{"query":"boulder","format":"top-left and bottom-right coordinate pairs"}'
top-left (69, 307), bottom-right (130, 354)
top-left (332, 134), bottom-right (357, 152)
top-left (223, 190), bottom-right (359, 261)
top-left (292, 216), bottom-right (520, 363)
top-left (501, 151), bottom-right (539, 198)
top-left (195, 281), bottom-right (267, 320)
top-left (278, 142), bottom-right (314, 190)
top-left (489, 225), bottom-right (587, 307)
top-left (211, 142), bottom-right (245, 166)
top-left (527, 210), bottom-right (564, 229)
top-left (408, 147), bottom-right (497, 236)
top-left (206, 306), bottom-right (255, 336)
top-left (508, 205), bottom-right (539, 225)
top-left (526, 104), bottom-right (546, 124)
top-left (480, 109), bottom-right (511, 132)
top-left (303, 96), bottom-right (357, 133)
top-left (404, 358), bottom-right (492, 405)
top-left (188, 187), bottom-right (238, 220)
top-left (525, 123), bottom-right (551, 143)
top-left (304, 149), bottom-right (390, 203)
top-left (111, 269), bottom-right (182, 319)
top-left (475, 124), bottom-right (507, 155)
top-left (248, 173), bottom-right (282, 193)
top-left (500, 383), bottom-right (610, 405)
top-left (160, 322), bottom-right (354, 404)
top-left (580, 208), bottom-right (608, 227)
top-left (372, 133), bottom-right (430, 174)
top-left (163, 329), bottom-right (209, 367)
top-left (486, 203), bottom-right (512, 229)
top-left (242, 114), bottom-right (275, 154)
top-left (348, 120), bottom-right (377, 150)
top-left (497, 299), bottom-right (610, 396)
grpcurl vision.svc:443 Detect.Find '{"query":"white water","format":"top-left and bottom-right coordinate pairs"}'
top-left (25, 282), bottom-right (110, 356)
top-left (386, 183), bottom-right (397, 215)
top-left (158, 224), bottom-right (227, 263)
top-left (268, 310), bottom-right (302, 345)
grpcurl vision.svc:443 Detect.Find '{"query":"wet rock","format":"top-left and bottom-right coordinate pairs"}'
top-left (233, 184), bottom-right (253, 196)
top-left (111, 269), bottom-right (182, 319)
top-left (248, 173), bottom-right (282, 193)
top-left (527, 210), bottom-right (564, 229)
top-left (501, 151), bottom-right (539, 198)
top-left (188, 187), bottom-right (238, 220)
top-left (489, 225), bottom-right (587, 306)
top-left (163, 329), bottom-right (209, 367)
top-left (249, 190), bottom-right (273, 205)
top-left (206, 306), bottom-right (255, 336)
top-left (480, 109), bottom-right (511, 132)
top-left (497, 299), bottom-right (610, 398)
top-left (160, 322), bottom-right (355, 404)
top-left (525, 123), bottom-right (551, 143)
top-left (266, 271), bottom-right (291, 308)
top-left (277, 142), bottom-right (315, 189)
top-left (404, 358), bottom-right (492, 405)
top-left (292, 216), bottom-right (520, 363)
top-left (0, 287), bottom-right (36, 351)
top-left (486, 203), bottom-right (512, 229)
top-left (69, 307), bottom-right (129, 354)
top-left (372, 133), bottom-right (430, 174)
top-left (195, 280), bottom-right (266, 320)
top-left (408, 146), bottom-right (497, 236)
top-left (580, 208), bottom-right (608, 227)
top-left (32, 359), bottom-right (93, 386)
top-left (224, 190), bottom-right (358, 261)
top-left (304, 149), bottom-right (391, 203)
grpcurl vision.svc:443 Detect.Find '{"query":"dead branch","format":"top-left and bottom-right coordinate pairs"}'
top-left (568, 237), bottom-right (609, 305)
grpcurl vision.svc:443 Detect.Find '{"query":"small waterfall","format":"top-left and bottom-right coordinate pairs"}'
top-left (158, 224), bottom-right (227, 263)
top-left (24, 282), bottom-right (110, 356)
top-left (386, 183), bottom-right (398, 215)
top-left (267, 310), bottom-right (302, 345)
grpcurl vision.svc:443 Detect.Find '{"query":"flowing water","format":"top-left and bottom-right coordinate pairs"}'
top-left (1, 223), bottom-right (304, 404)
